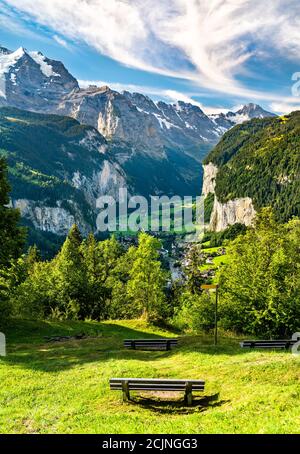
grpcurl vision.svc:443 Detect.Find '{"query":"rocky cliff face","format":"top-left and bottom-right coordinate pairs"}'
top-left (202, 163), bottom-right (219, 197)
top-left (202, 161), bottom-right (256, 230)
top-left (57, 86), bottom-right (225, 157)
top-left (0, 107), bottom-right (127, 241)
top-left (11, 160), bottom-right (128, 237)
top-left (10, 199), bottom-right (90, 236)
top-left (209, 197), bottom-right (256, 231)
top-left (202, 112), bottom-right (300, 230)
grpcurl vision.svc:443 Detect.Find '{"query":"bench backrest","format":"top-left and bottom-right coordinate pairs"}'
top-left (124, 339), bottom-right (178, 349)
top-left (124, 339), bottom-right (178, 346)
top-left (241, 340), bottom-right (297, 348)
top-left (110, 378), bottom-right (205, 391)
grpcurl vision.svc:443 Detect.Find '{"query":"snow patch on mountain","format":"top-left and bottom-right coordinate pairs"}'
top-left (29, 51), bottom-right (60, 78)
top-left (0, 47), bottom-right (25, 98)
top-left (153, 112), bottom-right (178, 130)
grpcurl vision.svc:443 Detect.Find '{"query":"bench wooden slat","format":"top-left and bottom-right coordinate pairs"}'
top-left (124, 340), bottom-right (178, 344)
top-left (124, 338), bottom-right (178, 351)
top-left (110, 383), bottom-right (205, 388)
top-left (124, 343), bottom-right (177, 346)
top-left (241, 339), bottom-right (296, 349)
top-left (110, 378), bottom-right (205, 406)
top-left (124, 339), bottom-right (178, 342)
top-left (110, 378), bottom-right (204, 384)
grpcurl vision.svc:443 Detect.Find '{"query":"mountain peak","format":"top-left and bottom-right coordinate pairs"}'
top-left (242, 102), bottom-right (258, 110)
top-left (0, 45), bottom-right (78, 106)
top-left (0, 46), bottom-right (12, 55)
top-left (12, 47), bottom-right (28, 60)
top-left (227, 103), bottom-right (276, 124)
top-left (173, 100), bottom-right (204, 114)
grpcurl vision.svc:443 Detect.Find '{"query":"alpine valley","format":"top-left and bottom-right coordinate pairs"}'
top-left (0, 45), bottom-right (277, 251)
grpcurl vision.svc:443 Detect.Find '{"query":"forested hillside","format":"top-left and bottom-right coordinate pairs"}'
top-left (204, 112), bottom-right (300, 222)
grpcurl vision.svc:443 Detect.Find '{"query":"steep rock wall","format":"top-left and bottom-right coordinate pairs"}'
top-left (209, 196), bottom-right (256, 231)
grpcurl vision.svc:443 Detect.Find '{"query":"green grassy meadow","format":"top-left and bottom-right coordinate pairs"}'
top-left (0, 319), bottom-right (299, 434)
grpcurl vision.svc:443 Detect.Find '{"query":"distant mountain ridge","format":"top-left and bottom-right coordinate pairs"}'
top-left (0, 45), bottom-right (275, 158)
top-left (209, 103), bottom-right (276, 130)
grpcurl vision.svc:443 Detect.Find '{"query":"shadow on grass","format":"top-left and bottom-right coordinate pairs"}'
top-left (1, 319), bottom-right (178, 345)
top-left (128, 393), bottom-right (228, 414)
top-left (0, 319), bottom-right (260, 373)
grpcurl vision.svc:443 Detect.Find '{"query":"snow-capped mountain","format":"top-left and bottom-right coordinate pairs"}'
top-left (0, 46), bottom-right (78, 111)
top-left (210, 103), bottom-right (276, 128)
top-left (0, 45), bottom-right (275, 160)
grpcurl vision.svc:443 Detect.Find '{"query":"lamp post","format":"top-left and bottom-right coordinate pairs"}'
top-left (201, 284), bottom-right (219, 346)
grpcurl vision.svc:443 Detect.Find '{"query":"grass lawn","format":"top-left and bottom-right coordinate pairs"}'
top-left (200, 248), bottom-right (230, 273)
top-left (0, 319), bottom-right (299, 434)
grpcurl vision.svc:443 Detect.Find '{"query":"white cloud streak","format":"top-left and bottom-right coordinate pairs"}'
top-left (270, 102), bottom-right (300, 115)
top-left (2, 0), bottom-right (300, 107)
top-left (53, 35), bottom-right (70, 49)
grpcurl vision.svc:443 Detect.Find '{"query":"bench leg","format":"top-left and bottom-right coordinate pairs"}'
top-left (122, 380), bottom-right (130, 402)
top-left (185, 382), bottom-right (193, 406)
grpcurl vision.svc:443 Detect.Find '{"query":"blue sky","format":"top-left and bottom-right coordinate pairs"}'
top-left (1, 0), bottom-right (300, 114)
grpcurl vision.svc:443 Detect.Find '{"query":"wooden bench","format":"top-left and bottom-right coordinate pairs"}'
top-left (110, 378), bottom-right (205, 406)
top-left (240, 339), bottom-right (299, 350)
top-left (124, 339), bottom-right (178, 351)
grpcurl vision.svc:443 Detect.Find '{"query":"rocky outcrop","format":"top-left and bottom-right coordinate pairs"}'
top-left (209, 197), bottom-right (256, 231)
top-left (11, 160), bottom-right (128, 235)
top-left (202, 163), bottom-right (257, 231)
top-left (1, 107), bottom-right (129, 237)
top-left (11, 199), bottom-right (90, 236)
top-left (72, 160), bottom-right (128, 207)
top-left (202, 162), bottom-right (218, 197)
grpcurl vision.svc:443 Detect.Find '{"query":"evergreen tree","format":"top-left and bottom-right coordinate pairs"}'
top-left (183, 244), bottom-right (206, 294)
top-left (107, 245), bottom-right (137, 319)
top-left (0, 255), bottom-right (28, 319)
top-left (26, 245), bottom-right (41, 272)
top-left (52, 224), bottom-right (86, 318)
top-left (0, 158), bottom-right (26, 267)
top-left (127, 233), bottom-right (168, 322)
top-left (80, 233), bottom-right (107, 319)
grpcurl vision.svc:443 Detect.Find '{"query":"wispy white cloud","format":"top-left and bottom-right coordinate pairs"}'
top-left (2, 0), bottom-right (300, 107)
top-left (53, 34), bottom-right (70, 49)
top-left (270, 102), bottom-right (300, 114)
top-left (0, 1), bottom-right (46, 41)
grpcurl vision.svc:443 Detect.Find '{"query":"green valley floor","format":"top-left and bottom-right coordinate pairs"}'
top-left (0, 319), bottom-right (299, 434)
